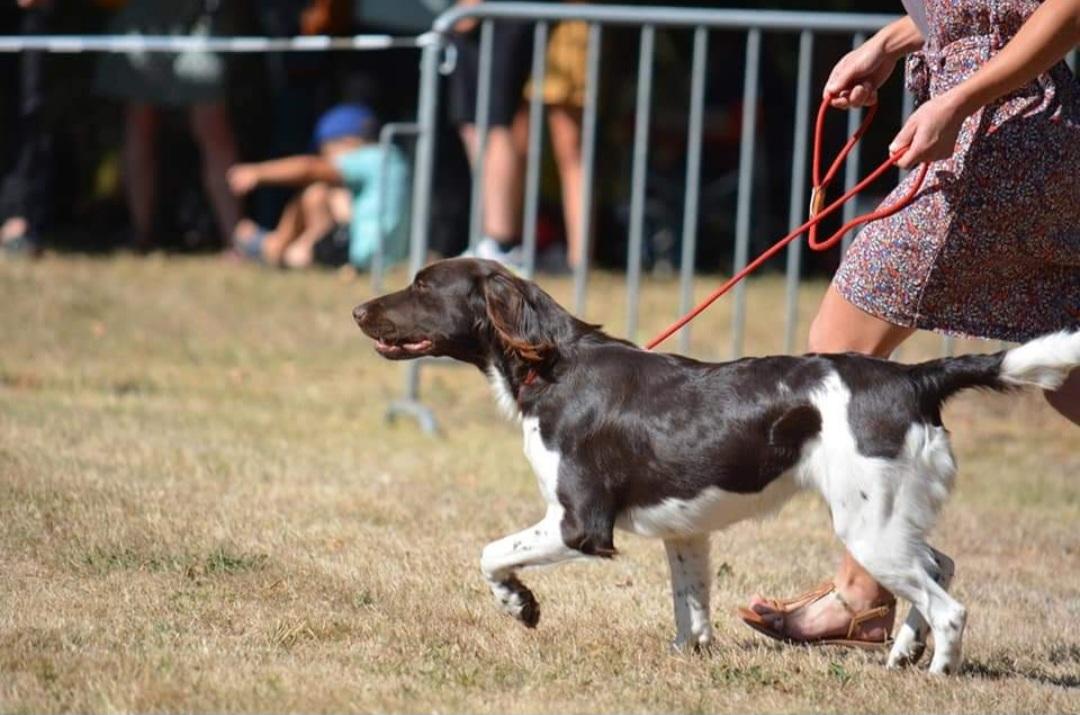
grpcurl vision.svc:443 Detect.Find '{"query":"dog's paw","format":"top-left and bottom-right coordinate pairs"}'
top-left (671, 629), bottom-right (714, 655)
top-left (490, 575), bottom-right (541, 628)
top-left (887, 636), bottom-right (926, 669)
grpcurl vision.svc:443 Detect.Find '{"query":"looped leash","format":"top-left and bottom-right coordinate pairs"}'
top-left (645, 94), bottom-right (930, 351)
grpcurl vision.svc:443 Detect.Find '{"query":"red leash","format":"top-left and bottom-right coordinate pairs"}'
top-left (644, 94), bottom-right (930, 351)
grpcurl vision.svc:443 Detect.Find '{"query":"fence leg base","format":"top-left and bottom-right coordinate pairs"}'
top-left (386, 399), bottom-right (440, 436)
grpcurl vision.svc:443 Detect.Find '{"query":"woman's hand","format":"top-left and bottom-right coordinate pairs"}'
top-left (888, 92), bottom-right (968, 169)
top-left (824, 16), bottom-right (924, 109)
top-left (824, 39), bottom-right (899, 109)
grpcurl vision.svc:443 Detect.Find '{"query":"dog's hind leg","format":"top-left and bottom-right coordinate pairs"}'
top-left (664, 536), bottom-right (713, 652)
top-left (480, 505), bottom-right (585, 628)
top-left (888, 548), bottom-right (954, 669)
top-left (843, 532), bottom-right (967, 674)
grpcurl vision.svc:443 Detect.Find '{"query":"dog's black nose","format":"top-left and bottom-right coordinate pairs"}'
top-left (352, 303), bottom-right (368, 325)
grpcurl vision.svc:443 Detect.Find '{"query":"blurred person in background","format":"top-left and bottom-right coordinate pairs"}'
top-left (95, 0), bottom-right (240, 251)
top-left (247, 0), bottom-right (350, 229)
top-left (227, 103), bottom-right (410, 272)
top-left (447, 0), bottom-right (551, 267)
top-left (449, 0), bottom-right (589, 271)
top-left (524, 4), bottom-right (589, 270)
top-left (0, 0), bottom-right (56, 257)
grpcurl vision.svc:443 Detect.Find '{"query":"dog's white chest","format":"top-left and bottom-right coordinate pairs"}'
top-left (616, 476), bottom-right (798, 539)
top-left (522, 416), bottom-right (561, 506)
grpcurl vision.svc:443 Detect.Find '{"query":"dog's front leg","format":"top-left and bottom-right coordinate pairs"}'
top-left (664, 536), bottom-right (713, 652)
top-left (480, 506), bottom-right (582, 628)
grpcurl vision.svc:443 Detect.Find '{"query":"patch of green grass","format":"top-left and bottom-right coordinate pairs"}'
top-left (78, 544), bottom-right (267, 576)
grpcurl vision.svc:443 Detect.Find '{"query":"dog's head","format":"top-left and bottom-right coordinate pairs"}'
top-left (353, 258), bottom-right (579, 368)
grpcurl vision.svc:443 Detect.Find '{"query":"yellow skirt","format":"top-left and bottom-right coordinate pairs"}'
top-left (526, 20), bottom-right (589, 108)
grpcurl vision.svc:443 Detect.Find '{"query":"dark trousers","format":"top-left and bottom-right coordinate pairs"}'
top-left (0, 6), bottom-right (55, 237)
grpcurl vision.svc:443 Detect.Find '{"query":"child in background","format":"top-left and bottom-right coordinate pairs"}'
top-left (227, 103), bottom-right (409, 270)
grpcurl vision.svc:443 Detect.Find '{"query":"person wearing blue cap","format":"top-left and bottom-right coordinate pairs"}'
top-left (227, 103), bottom-right (409, 270)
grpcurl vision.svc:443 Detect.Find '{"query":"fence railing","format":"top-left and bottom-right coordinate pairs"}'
top-left (394, 3), bottom-right (907, 433)
top-left (6, 16), bottom-right (1073, 436)
top-left (0, 34), bottom-right (425, 53)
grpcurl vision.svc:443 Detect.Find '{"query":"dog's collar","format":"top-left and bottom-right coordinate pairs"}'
top-left (518, 368), bottom-right (539, 402)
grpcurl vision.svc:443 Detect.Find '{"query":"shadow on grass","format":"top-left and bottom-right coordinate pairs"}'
top-left (963, 653), bottom-right (1080, 689)
top-left (736, 638), bottom-right (1080, 688)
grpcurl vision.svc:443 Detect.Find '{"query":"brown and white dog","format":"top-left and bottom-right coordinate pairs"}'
top-left (353, 257), bottom-right (1080, 674)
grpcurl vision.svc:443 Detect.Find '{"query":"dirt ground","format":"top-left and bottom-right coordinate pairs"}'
top-left (1, 255), bottom-right (1077, 713)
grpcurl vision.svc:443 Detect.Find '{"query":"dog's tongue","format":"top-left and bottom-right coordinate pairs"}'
top-left (375, 338), bottom-right (431, 353)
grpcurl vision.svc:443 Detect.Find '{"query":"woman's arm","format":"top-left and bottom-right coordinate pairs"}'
top-left (952, 0), bottom-right (1080, 118)
top-left (825, 16), bottom-right (924, 109)
top-left (891, 0), bottom-right (1080, 167)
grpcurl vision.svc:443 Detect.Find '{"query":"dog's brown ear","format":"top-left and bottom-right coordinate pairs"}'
top-left (483, 271), bottom-right (557, 364)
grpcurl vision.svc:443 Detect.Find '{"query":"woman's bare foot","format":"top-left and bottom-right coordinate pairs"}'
top-left (747, 581), bottom-right (893, 642)
top-left (745, 551), bottom-right (895, 642)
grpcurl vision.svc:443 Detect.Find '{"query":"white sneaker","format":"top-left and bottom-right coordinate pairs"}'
top-left (466, 236), bottom-right (524, 270)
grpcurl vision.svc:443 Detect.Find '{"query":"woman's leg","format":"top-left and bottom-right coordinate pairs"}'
top-left (482, 110), bottom-right (528, 244)
top-left (123, 103), bottom-right (159, 249)
top-left (459, 124), bottom-right (478, 166)
top-left (749, 284), bottom-right (915, 640)
top-left (189, 102), bottom-right (241, 248)
top-left (547, 105), bottom-right (585, 268)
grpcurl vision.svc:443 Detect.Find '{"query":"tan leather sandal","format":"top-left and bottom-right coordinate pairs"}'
top-left (749, 580), bottom-right (834, 615)
top-left (737, 583), bottom-right (896, 649)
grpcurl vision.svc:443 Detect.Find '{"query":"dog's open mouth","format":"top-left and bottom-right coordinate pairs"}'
top-left (374, 337), bottom-right (433, 358)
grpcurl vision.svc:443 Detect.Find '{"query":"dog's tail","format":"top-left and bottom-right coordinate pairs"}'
top-left (908, 330), bottom-right (1080, 408)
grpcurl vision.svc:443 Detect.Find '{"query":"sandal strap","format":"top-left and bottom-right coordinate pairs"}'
top-left (768, 581), bottom-right (835, 613)
top-left (833, 590), bottom-right (896, 641)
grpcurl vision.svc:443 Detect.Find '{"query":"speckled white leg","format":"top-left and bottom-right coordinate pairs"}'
top-left (889, 549), bottom-right (955, 669)
top-left (480, 506), bottom-right (581, 628)
top-left (664, 536), bottom-right (713, 651)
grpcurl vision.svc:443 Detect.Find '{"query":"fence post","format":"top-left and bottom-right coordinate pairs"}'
top-left (625, 24), bottom-right (655, 342)
top-left (840, 32), bottom-right (867, 255)
top-left (373, 122), bottom-right (420, 295)
top-left (521, 21), bottom-right (550, 278)
top-left (572, 22), bottom-right (603, 316)
top-left (677, 26), bottom-right (708, 354)
top-left (467, 21), bottom-right (495, 250)
top-left (730, 27), bottom-right (761, 359)
top-left (387, 35), bottom-right (443, 435)
top-left (783, 30), bottom-right (813, 355)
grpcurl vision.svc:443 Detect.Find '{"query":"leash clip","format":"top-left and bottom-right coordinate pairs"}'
top-left (809, 185), bottom-right (826, 219)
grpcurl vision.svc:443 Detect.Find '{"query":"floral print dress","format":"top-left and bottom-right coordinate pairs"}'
top-left (833, 0), bottom-right (1080, 342)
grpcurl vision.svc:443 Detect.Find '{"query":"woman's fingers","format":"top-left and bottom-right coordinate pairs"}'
top-left (889, 95), bottom-right (965, 168)
top-left (847, 82), bottom-right (881, 108)
top-left (825, 52), bottom-right (865, 97)
top-left (889, 118), bottom-right (919, 167)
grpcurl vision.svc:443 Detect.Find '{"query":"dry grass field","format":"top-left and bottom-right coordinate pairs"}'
top-left (1, 255), bottom-right (1077, 713)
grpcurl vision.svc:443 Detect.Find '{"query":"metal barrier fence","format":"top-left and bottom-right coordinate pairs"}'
top-left (4, 17), bottom-right (1074, 436)
top-left (394, 3), bottom-right (908, 433)
top-left (0, 31), bottom-right (428, 294)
